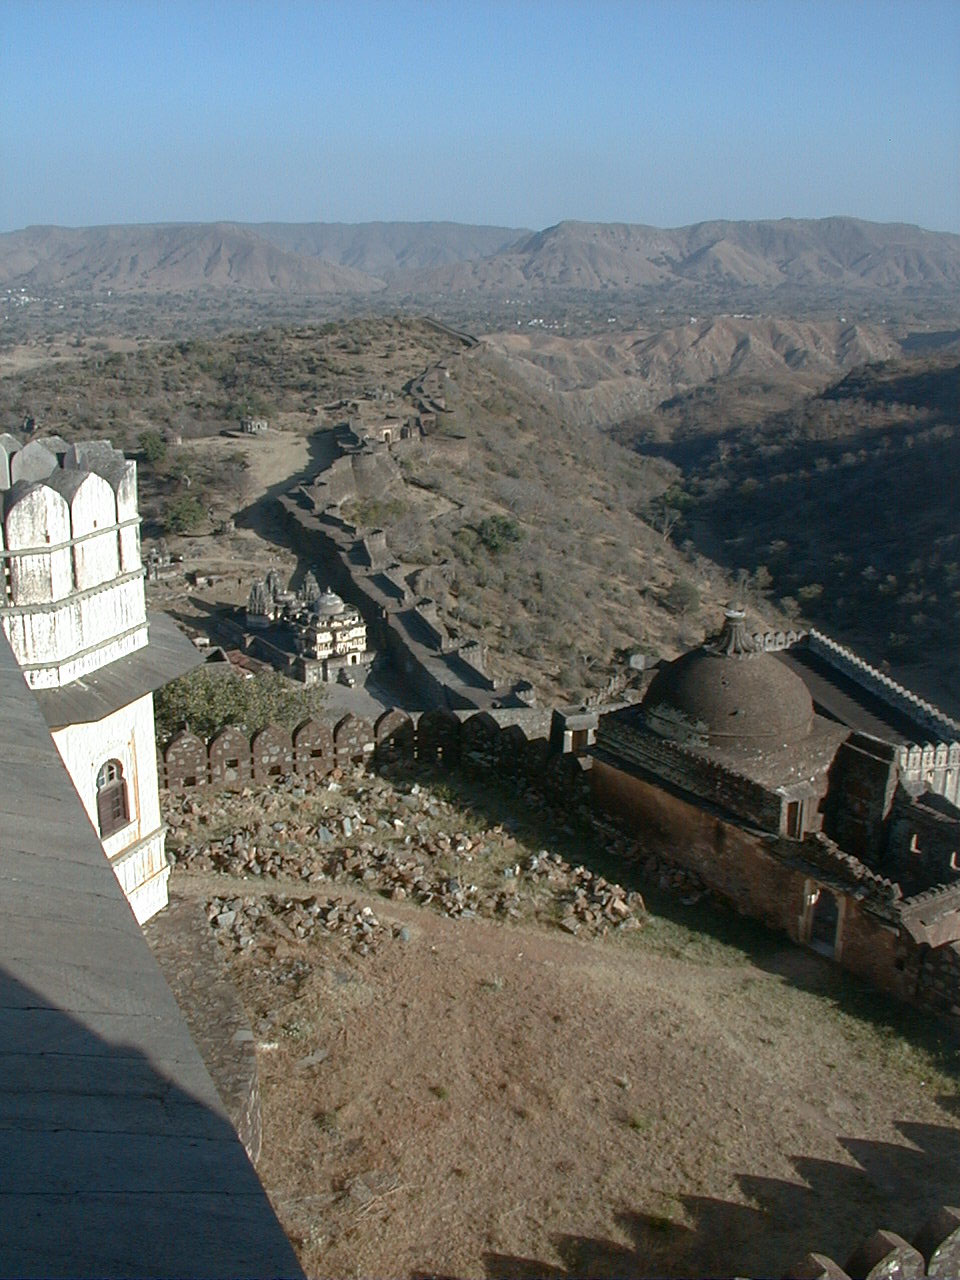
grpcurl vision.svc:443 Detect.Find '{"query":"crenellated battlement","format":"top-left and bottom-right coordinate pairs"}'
top-left (807, 628), bottom-right (960, 740)
top-left (0, 436), bottom-right (146, 687)
top-left (897, 739), bottom-right (960, 807)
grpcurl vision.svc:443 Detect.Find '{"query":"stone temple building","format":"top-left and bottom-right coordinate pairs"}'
top-left (0, 433), bottom-right (200, 923)
top-left (245, 570), bottom-right (372, 684)
top-left (592, 608), bottom-right (960, 1000)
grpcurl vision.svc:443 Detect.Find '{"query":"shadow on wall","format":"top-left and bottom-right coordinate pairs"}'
top-left (0, 966), bottom-right (302, 1279)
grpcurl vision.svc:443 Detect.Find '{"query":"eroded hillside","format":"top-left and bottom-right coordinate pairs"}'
top-left (632, 354), bottom-right (960, 713)
top-left (485, 317), bottom-right (904, 429)
top-left (340, 341), bottom-right (745, 701)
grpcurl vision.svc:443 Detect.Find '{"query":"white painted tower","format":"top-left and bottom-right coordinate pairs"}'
top-left (0, 434), bottom-right (200, 922)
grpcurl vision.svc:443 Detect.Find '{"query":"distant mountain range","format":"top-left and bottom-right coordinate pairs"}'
top-left (2, 217), bottom-right (959, 298)
top-left (414, 218), bottom-right (960, 294)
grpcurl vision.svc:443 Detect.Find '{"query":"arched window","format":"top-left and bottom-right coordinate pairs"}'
top-left (96, 759), bottom-right (129, 837)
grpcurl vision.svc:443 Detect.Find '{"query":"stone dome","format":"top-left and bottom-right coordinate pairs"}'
top-left (642, 609), bottom-right (814, 748)
top-left (313, 588), bottom-right (345, 618)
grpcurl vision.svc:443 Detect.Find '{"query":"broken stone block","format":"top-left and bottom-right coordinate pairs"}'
top-left (783, 1256), bottom-right (851, 1280)
top-left (845, 1230), bottom-right (925, 1280)
top-left (914, 1206), bottom-right (960, 1277)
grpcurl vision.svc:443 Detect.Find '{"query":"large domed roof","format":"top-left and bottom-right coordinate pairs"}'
top-left (642, 609), bottom-right (814, 748)
top-left (313, 588), bottom-right (345, 618)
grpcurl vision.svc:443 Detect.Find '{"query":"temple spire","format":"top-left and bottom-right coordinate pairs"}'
top-left (711, 605), bottom-right (756, 657)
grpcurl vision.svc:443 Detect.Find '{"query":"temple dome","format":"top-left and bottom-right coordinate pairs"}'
top-left (642, 608), bottom-right (814, 748)
top-left (313, 588), bottom-right (346, 618)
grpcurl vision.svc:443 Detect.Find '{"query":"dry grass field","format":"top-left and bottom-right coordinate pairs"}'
top-left (164, 768), bottom-right (960, 1280)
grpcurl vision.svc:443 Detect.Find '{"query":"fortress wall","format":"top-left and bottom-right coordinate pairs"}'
top-left (886, 795), bottom-right (960, 896)
top-left (1, 445), bottom-right (146, 686)
top-left (591, 756), bottom-right (806, 930)
top-left (4, 482), bottom-right (73, 604)
top-left (597, 719), bottom-right (784, 832)
top-left (3, 574), bottom-right (148, 687)
top-left (749, 628), bottom-right (805, 651)
top-left (158, 703), bottom-right (960, 1021)
top-left (279, 495), bottom-right (496, 711)
top-left (911, 939), bottom-right (960, 1018)
top-left (591, 757), bottom-right (914, 1001)
top-left (313, 455), bottom-right (357, 507)
top-left (351, 449), bottom-right (400, 497)
top-left (897, 741), bottom-right (960, 807)
top-left (787, 1204), bottom-right (960, 1279)
top-left (808, 628), bottom-right (960, 740)
top-left (445, 648), bottom-right (496, 692)
top-left (161, 707), bottom-right (556, 792)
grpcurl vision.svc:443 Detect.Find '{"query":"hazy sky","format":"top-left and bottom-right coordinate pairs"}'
top-left (2, 0), bottom-right (958, 233)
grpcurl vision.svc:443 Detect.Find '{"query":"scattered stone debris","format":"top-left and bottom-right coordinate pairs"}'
top-left (207, 894), bottom-right (390, 956)
top-left (526, 850), bottom-right (645, 936)
top-left (161, 765), bottom-right (721, 944)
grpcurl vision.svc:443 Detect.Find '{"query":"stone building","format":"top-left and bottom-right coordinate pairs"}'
top-left (591, 608), bottom-right (960, 1001)
top-left (0, 435), bottom-right (200, 923)
top-left (244, 570), bottom-right (373, 684)
top-left (294, 586), bottom-right (370, 683)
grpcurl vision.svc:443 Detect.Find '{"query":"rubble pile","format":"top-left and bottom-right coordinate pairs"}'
top-left (526, 851), bottom-right (645, 936)
top-left (207, 893), bottom-right (390, 956)
top-left (162, 766), bottom-right (724, 940)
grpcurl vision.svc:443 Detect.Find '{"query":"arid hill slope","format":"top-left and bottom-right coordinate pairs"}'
top-left (485, 317), bottom-right (904, 425)
top-left (0, 223), bottom-right (385, 294)
top-left (414, 217), bottom-right (960, 295)
top-left (643, 354), bottom-right (960, 712)
top-left (4, 216), bottom-right (959, 303)
top-left (250, 220), bottom-right (527, 276)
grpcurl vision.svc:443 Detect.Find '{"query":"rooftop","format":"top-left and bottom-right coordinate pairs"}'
top-left (0, 628), bottom-right (301, 1278)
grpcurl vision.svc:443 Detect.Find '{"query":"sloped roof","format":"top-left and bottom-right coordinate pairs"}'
top-left (34, 612), bottom-right (203, 728)
top-left (0, 628), bottom-right (302, 1278)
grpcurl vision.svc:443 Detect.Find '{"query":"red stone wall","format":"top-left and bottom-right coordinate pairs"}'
top-left (591, 757), bottom-right (912, 1001)
top-left (591, 758), bottom-right (806, 935)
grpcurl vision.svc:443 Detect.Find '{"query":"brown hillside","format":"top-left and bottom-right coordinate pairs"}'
top-left (415, 218), bottom-right (960, 296)
top-left (0, 223), bottom-right (386, 294)
top-left (484, 317), bottom-right (903, 426)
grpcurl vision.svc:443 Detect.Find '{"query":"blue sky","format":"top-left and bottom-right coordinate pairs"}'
top-left (2, 0), bottom-right (958, 232)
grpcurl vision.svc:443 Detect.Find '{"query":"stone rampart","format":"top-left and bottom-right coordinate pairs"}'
top-left (897, 740), bottom-right (960, 807)
top-left (808, 629), bottom-right (960, 740)
top-left (160, 706), bottom-right (561, 792)
top-left (279, 495), bottom-right (511, 711)
top-left (597, 717), bottom-right (784, 832)
top-left (160, 697), bottom-right (960, 1025)
top-left (309, 454), bottom-right (357, 507)
top-left (786, 1204), bottom-right (960, 1279)
top-left (750, 627), bottom-right (806, 651)
top-left (0, 438), bottom-right (147, 687)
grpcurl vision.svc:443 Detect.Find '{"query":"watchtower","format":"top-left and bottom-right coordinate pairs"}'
top-left (0, 435), bottom-right (200, 922)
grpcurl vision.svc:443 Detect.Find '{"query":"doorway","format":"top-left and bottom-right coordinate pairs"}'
top-left (808, 886), bottom-right (840, 958)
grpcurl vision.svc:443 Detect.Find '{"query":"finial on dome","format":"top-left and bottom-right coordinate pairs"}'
top-left (712, 605), bottom-right (755, 657)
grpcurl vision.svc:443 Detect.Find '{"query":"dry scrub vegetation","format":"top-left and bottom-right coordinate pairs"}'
top-left (0, 315), bottom-right (458, 445)
top-left (622, 353), bottom-right (960, 711)
top-left (0, 312), bottom-right (751, 699)
top-left (345, 342), bottom-right (744, 701)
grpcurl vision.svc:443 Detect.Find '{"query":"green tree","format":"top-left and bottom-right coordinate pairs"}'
top-left (154, 669), bottom-right (326, 742)
top-left (665, 578), bottom-right (701, 616)
top-left (138, 429), bottom-right (167, 465)
top-left (164, 494), bottom-right (205, 534)
top-left (477, 515), bottom-right (523, 554)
